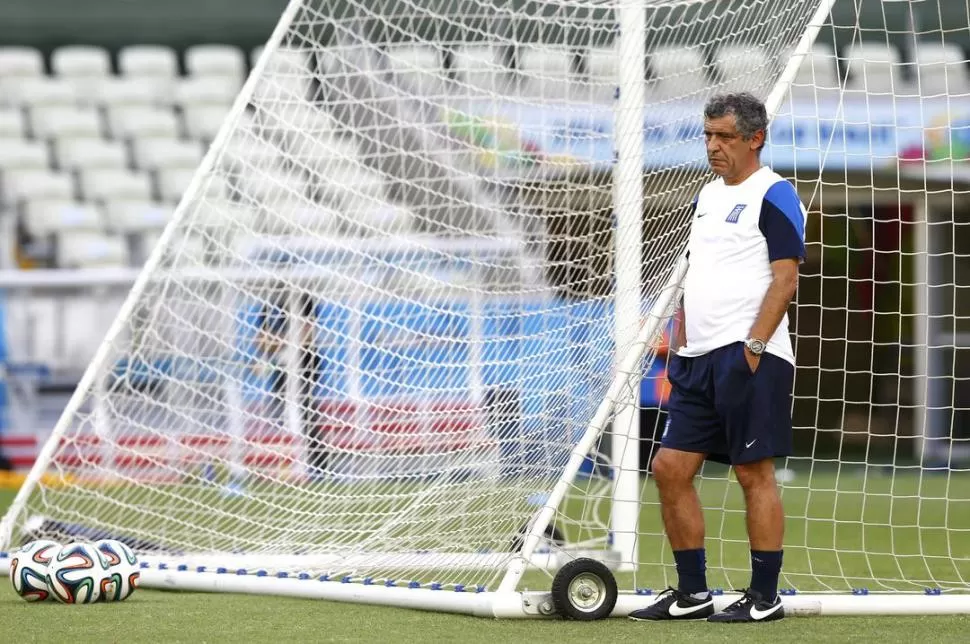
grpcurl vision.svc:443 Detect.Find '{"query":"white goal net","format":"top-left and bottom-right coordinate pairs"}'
top-left (3, 0), bottom-right (970, 613)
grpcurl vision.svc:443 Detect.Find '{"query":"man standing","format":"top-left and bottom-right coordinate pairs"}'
top-left (630, 93), bottom-right (806, 623)
top-left (256, 284), bottom-right (329, 479)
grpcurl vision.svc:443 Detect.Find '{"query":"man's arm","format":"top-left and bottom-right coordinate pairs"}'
top-left (746, 258), bottom-right (798, 364)
top-left (746, 182), bottom-right (805, 368)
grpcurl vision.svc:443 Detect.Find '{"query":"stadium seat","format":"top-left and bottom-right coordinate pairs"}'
top-left (118, 45), bottom-right (179, 80)
top-left (914, 42), bottom-right (970, 97)
top-left (0, 140), bottom-right (50, 171)
top-left (22, 200), bottom-right (103, 237)
top-left (844, 42), bottom-right (905, 94)
top-left (51, 45), bottom-right (112, 80)
top-left (584, 45), bottom-right (619, 102)
top-left (131, 138), bottom-right (203, 172)
top-left (195, 200), bottom-right (260, 232)
top-left (788, 43), bottom-right (842, 100)
top-left (714, 45), bottom-right (773, 92)
top-left (0, 109), bottom-right (27, 138)
top-left (315, 163), bottom-right (386, 211)
top-left (647, 46), bottom-right (710, 100)
top-left (258, 102), bottom-right (337, 154)
top-left (155, 167), bottom-right (196, 203)
top-left (172, 76), bottom-right (239, 109)
top-left (106, 106), bottom-right (181, 140)
top-left (289, 135), bottom-right (362, 176)
top-left (233, 167), bottom-right (307, 205)
top-left (183, 105), bottom-right (230, 141)
top-left (385, 44), bottom-right (446, 94)
top-left (56, 232), bottom-right (128, 268)
top-left (157, 169), bottom-right (228, 204)
top-left (4, 170), bottom-right (75, 207)
top-left (516, 45), bottom-right (576, 100)
top-left (220, 132), bottom-right (286, 172)
top-left (79, 169), bottom-right (154, 202)
top-left (251, 46), bottom-right (312, 102)
top-left (80, 77), bottom-right (162, 110)
top-left (184, 44), bottom-right (247, 81)
top-left (56, 138), bottom-right (129, 171)
top-left (103, 199), bottom-right (171, 233)
top-left (450, 44), bottom-right (513, 94)
top-left (272, 197), bottom-right (340, 234)
top-left (346, 203), bottom-right (413, 236)
top-left (30, 106), bottom-right (103, 141)
top-left (0, 46), bottom-right (44, 78)
top-left (0, 78), bottom-right (78, 109)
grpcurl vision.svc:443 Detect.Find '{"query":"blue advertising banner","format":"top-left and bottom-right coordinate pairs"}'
top-left (443, 97), bottom-right (970, 175)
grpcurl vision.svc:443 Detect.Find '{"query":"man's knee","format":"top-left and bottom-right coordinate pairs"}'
top-left (652, 448), bottom-right (703, 487)
top-left (734, 458), bottom-right (777, 492)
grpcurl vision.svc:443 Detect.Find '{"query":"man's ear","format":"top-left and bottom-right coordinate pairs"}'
top-left (750, 128), bottom-right (766, 151)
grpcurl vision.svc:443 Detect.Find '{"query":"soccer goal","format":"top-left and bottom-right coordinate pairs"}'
top-left (3, 0), bottom-right (970, 618)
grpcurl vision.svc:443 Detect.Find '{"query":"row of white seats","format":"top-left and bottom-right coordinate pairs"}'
top-left (19, 195), bottom-right (412, 269)
top-left (22, 193), bottom-right (406, 239)
top-left (369, 41), bottom-right (970, 98)
top-left (0, 77), bottom-right (240, 112)
top-left (6, 40), bottom-right (966, 111)
top-left (0, 136), bottom-right (368, 203)
top-left (0, 44), bottom-right (261, 82)
top-left (0, 103), bottom-right (229, 143)
top-left (0, 134), bottom-right (204, 172)
top-left (0, 101), bottom-right (339, 151)
top-left (3, 167), bottom-right (218, 207)
top-left (0, 103), bottom-right (363, 180)
top-left (0, 44), bottom-right (311, 108)
top-left (29, 228), bottom-right (215, 270)
top-left (2, 162), bottom-right (378, 241)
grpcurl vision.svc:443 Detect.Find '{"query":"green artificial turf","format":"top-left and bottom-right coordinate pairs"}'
top-left (2, 479), bottom-right (970, 643)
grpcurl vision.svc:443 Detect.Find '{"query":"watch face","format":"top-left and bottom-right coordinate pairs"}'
top-left (748, 339), bottom-right (766, 354)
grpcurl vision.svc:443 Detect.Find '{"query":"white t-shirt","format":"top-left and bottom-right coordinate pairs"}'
top-left (677, 166), bottom-right (807, 365)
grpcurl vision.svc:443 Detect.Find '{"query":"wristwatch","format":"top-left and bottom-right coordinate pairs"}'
top-left (744, 338), bottom-right (766, 355)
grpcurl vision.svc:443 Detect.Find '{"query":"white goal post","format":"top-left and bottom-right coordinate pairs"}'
top-left (3, 0), bottom-right (970, 618)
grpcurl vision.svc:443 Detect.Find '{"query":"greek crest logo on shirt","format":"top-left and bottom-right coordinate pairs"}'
top-left (725, 204), bottom-right (747, 223)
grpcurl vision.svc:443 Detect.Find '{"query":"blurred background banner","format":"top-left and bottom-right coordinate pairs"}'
top-left (447, 97), bottom-right (970, 173)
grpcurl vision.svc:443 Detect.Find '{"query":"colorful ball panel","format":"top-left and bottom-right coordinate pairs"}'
top-left (95, 539), bottom-right (140, 602)
top-left (8, 540), bottom-right (60, 602)
top-left (46, 541), bottom-right (112, 604)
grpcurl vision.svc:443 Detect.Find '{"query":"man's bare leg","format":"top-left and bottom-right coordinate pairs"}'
top-left (652, 447), bottom-right (708, 594)
top-left (734, 458), bottom-right (784, 601)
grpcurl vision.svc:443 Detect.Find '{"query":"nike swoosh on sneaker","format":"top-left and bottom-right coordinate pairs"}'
top-left (749, 601), bottom-right (783, 620)
top-left (668, 599), bottom-right (713, 617)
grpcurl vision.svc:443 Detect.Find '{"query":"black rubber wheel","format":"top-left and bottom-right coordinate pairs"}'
top-left (510, 523), bottom-right (566, 552)
top-left (550, 558), bottom-right (618, 620)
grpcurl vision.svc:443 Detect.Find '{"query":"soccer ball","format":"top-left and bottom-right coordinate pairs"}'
top-left (46, 542), bottom-right (112, 604)
top-left (8, 539), bottom-right (60, 602)
top-left (95, 539), bottom-right (140, 602)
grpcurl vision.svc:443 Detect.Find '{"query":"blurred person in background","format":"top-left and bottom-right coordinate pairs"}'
top-left (255, 283), bottom-right (329, 479)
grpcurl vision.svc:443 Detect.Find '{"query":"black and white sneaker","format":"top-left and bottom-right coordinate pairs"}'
top-left (628, 587), bottom-right (714, 621)
top-left (707, 589), bottom-right (784, 623)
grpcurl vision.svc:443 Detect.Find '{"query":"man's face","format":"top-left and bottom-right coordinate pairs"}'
top-left (704, 114), bottom-right (763, 181)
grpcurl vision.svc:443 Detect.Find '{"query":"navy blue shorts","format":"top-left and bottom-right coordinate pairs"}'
top-left (662, 342), bottom-right (794, 465)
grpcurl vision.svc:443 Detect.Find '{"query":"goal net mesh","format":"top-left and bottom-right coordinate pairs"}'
top-left (5, 0), bottom-right (969, 596)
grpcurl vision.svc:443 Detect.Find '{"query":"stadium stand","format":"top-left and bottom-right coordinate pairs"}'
top-left (647, 46), bottom-right (709, 100)
top-left (844, 42), bottom-right (905, 94)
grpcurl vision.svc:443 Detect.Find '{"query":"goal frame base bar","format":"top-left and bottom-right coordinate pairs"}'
top-left (2, 554), bottom-right (967, 617)
top-left (127, 574), bottom-right (970, 618)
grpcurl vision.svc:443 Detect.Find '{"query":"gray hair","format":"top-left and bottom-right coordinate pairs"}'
top-left (704, 93), bottom-right (768, 151)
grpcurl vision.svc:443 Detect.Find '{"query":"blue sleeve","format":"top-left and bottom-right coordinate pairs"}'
top-left (759, 181), bottom-right (805, 262)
